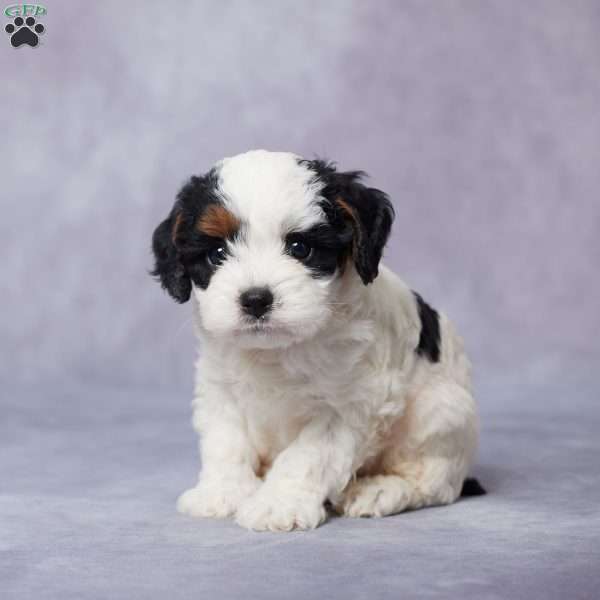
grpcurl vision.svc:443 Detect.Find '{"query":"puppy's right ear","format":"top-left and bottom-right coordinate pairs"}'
top-left (151, 208), bottom-right (191, 303)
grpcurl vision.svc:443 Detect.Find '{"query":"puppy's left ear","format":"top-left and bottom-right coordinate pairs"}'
top-left (334, 175), bottom-right (395, 285)
top-left (151, 207), bottom-right (192, 303)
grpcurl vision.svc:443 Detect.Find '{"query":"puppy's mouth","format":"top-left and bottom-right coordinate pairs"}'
top-left (239, 319), bottom-right (280, 334)
top-left (235, 315), bottom-right (295, 339)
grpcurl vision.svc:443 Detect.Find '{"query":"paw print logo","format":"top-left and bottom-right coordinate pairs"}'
top-left (5, 16), bottom-right (45, 47)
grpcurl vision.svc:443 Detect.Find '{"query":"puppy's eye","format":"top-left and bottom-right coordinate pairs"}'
top-left (207, 245), bottom-right (227, 267)
top-left (288, 240), bottom-right (312, 260)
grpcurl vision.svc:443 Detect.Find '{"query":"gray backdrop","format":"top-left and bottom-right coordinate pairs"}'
top-left (1, 2), bottom-right (599, 599)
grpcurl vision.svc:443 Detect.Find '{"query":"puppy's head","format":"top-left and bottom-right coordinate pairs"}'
top-left (152, 150), bottom-right (394, 348)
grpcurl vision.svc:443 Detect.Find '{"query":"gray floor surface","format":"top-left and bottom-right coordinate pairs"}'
top-left (3, 373), bottom-right (599, 600)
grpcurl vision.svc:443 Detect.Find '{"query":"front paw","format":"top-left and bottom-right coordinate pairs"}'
top-left (177, 478), bottom-right (261, 519)
top-left (235, 485), bottom-right (326, 532)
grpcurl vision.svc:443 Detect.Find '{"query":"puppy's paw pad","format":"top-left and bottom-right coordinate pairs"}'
top-left (236, 489), bottom-right (326, 532)
top-left (340, 477), bottom-right (412, 518)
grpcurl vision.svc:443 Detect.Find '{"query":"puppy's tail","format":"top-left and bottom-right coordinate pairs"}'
top-left (460, 477), bottom-right (486, 497)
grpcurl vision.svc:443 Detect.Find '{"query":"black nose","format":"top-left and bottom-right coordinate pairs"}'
top-left (239, 287), bottom-right (274, 319)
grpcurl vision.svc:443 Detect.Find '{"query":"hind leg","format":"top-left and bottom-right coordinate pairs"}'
top-left (338, 381), bottom-right (477, 518)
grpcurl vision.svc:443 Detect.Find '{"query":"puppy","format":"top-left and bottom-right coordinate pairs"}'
top-left (152, 150), bottom-right (483, 531)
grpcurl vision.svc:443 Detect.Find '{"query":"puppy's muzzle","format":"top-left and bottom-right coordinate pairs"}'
top-left (240, 287), bottom-right (274, 319)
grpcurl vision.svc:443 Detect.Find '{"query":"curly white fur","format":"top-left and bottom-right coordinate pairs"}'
top-left (172, 150), bottom-right (478, 531)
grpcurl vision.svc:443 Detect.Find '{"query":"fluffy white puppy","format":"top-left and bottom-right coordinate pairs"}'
top-left (152, 149), bottom-right (483, 532)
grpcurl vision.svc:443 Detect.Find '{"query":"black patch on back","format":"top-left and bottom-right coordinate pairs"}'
top-left (413, 291), bottom-right (441, 363)
top-left (460, 478), bottom-right (487, 497)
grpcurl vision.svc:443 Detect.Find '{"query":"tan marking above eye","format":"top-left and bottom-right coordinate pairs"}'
top-left (336, 197), bottom-right (358, 224)
top-left (336, 197), bottom-right (362, 257)
top-left (197, 205), bottom-right (240, 239)
top-left (171, 212), bottom-right (184, 244)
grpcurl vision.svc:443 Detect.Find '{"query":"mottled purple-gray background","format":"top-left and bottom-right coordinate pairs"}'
top-left (2, 0), bottom-right (598, 391)
top-left (1, 2), bottom-right (599, 599)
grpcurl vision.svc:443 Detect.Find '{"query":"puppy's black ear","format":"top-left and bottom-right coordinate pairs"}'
top-left (151, 209), bottom-right (191, 303)
top-left (336, 182), bottom-right (394, 284)
top-left (304, 160), bottom-right (395, 285)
